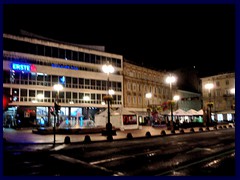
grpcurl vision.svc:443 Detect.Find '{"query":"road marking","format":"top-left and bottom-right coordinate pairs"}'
top-left (50, 154), bottom-right (124, 176)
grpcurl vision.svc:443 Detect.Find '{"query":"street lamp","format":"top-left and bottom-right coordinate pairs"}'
top-left (145, 92), bottom-right (152, 124)
top-left (205, 83), bottom-right (214, 125)
top-left (166, 74), bottom-right (176, 131)
top-left (102, 61), bottom-right (115, 141)
top-left (53, 83), bottom-right (63, 146)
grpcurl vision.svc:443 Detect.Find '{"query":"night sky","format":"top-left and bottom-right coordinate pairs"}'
top-left (3, 4), bottom-right (235, 77)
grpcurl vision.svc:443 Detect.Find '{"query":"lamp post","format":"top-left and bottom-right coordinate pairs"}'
top-left (102, 61), bottom-right (114, 140)
top-left (173, 95), bottom-right (180, 109)
top-left (53, 84), bottom-right (63, 146)
top-left (205, 83), bottom-right (213, 126)
top-left (166, 74), bottom-right (176, 131)
top-left (145, 92), bottom-right (152, 124)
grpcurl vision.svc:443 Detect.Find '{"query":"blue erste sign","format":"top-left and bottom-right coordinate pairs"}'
top-left (11, 63), bottom-right (31, 72)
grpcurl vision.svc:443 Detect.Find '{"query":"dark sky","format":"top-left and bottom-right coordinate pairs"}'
top-left (3, 4), bottom-right (235, 77)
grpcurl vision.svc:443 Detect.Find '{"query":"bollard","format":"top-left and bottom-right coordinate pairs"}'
top-left (190, 128), bottom-right (195, 133)
top-left (180, 129), bottom-right (185, 134)
top-left (64, 136), bottom-right (71, 144)
top-left (84, 135), bottom-right (91, 143)
top-left (126, 133), bottom-right (133, 140)
top-left (161, 130), bottom-right (166, 136)
top-left (107, 135), bottom-right (113, 141)
top-left (145, 131), bottom-right (151, 138)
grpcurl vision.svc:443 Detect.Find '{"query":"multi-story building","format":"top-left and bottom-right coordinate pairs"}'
top-left (3, 33), bottom-right (123, 127)
top-left (123, 60), bottom-right (179, 124)
top-left (201, 73), bottom-right (235, 122)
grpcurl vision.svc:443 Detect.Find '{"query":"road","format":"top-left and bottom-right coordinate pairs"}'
top-left (3, 128), bottom-right (235, 176)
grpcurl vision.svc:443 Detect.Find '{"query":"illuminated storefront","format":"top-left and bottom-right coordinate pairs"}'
top-left (3, 33), bottom-right (123, 127)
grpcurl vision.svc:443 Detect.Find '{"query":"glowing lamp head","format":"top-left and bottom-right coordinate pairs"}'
top-left (102, 61), bottom-right (114, 74)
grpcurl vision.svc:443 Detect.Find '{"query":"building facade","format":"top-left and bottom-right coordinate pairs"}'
top-left (201, 73), bottom-right (235, 122)
top-left (123, 60), bottom-right (179, 124)
top-left (3, 33), bottom-right (123, 127)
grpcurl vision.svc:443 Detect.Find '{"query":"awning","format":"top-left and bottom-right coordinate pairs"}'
top-left (215, 110), bottom-right (235, 114)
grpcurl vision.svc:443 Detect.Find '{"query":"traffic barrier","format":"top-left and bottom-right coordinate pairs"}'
top-left (84, 135), bottom-right (91, 143)
top-left (145, 131), bottom-right (151, 137)
top-left (228, 125), bottom-right (232, 128)
top-left (199, 127), bottom-right (203, 132)
top-left (161, 130), bottom-right (166, 136)
top-left (223, 125), bottom-right (227, 129)
top-left (213, 126), bottom-right (218, 130)
top-left (205, 127), bottom-right (210, 131)
top-left (64, 136), bottom-right (71, 144)
top-left (218, 126), bottom-right (223, 129)
top-left (171, 130), bottom-right (175, 134)
top-left (126, 133), bottom-right (133, 140)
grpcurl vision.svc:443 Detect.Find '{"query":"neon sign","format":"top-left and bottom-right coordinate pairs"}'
top-left (11, 63), bottom-right (37, 72)
top-left (51, 63), bottom-right (78, 70)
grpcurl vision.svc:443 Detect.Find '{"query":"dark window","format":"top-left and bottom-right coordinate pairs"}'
top-left (65, 50), bottom-right (71, 60)
top-left (85, 53), bottom-right (90, 62)
top-left (72, 51), bottom-right (78, 61)
top-left (72, 78), bottom-right (77, 85)
top-left (52, 47), bottom-right (59, 58)
top-left (73, 92), bottom-right (77, 99)
top-left (37, 45), bottom-right (44, 56)
top-left (79, 78), bottom-right (84, 85)
top-left (79, 52), bottom-right (84, 61)
top-left (45, 46), bottom-right (52, 57)
top-left (91, 94), bottom-right (95, 100)
top-left (52, 75), bottom-right (59, 84)
top-left (59, 49), bottom-right (65, 59)
top-left (29, 90), bottom-right (35, 97)
top-left (37, 74), bottom-right (44, 81)
top-left (20, 89), bottom-right (27, 96)
top-left (79, 93), bottom-right (84, 99)
top-left (44, 91), bottom-right (50, 98)
top-left (66, 92), bottom-right (71, 99)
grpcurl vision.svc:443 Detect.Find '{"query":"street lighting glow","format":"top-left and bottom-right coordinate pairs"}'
top-left (37, 94), bottom-right (44, 99)
top-left (173, 95), bottom-right (180, 101)
top-left (53, 84), bottom-right (63, 91)
top-left (108, 89), bottom-right (115, 95)
top-left (230, 88), bottom-right (235, 95)
top-left (166, 75), bottom-right (176, 84)
top-left (145, 93), bottom-right (152, 99)
top-left (102, 62), bottom-right (114, 74)
top-left (205, 83), bottom-right (214, 91)
top-left (83, 96), bottom-right (90, 101)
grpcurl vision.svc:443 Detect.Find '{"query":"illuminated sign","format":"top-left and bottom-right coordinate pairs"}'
top-left (12, 63), bottom-right (30, 72)
top-left (60, 76), bottom-right (66, 84)
top-left (51, 63), bottom-right (78, 70)
top-left (11, 63), bottom-right (37, 72)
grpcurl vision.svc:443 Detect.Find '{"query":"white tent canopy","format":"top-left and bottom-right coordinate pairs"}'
top-left (173, 109), bottom-right (189, 116)
top-left (197, 109), bottom-right (204, 115)
top-left (187, 109), bottom-right (199, 116)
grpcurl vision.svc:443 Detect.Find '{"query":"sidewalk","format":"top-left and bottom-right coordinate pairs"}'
top-left (3, 124), bottom-right (233, 145)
